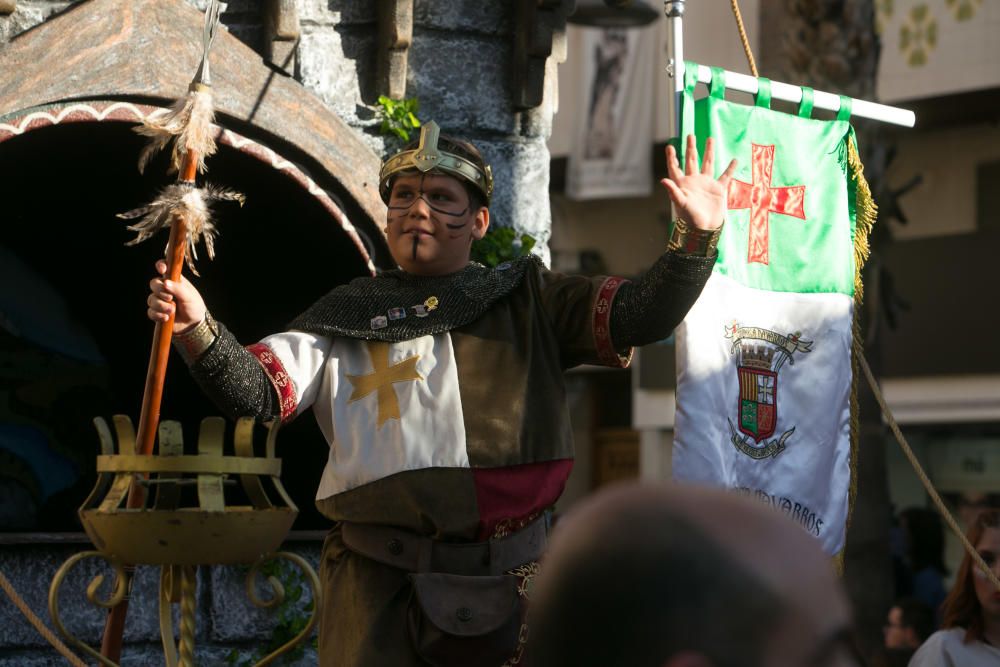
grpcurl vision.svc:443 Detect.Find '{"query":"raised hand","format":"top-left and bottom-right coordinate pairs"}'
top-left (147, 260), bottom-right (207, 333)
top-left (660, 135), bottom-right (737, 231)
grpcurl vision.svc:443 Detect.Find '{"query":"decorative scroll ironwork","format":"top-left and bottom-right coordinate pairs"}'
top-left (246, 552), bottom-right (322, 666)
top-left (48, 551), bottom-right (128, 667)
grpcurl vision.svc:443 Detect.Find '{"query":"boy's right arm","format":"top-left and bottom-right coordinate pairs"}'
top-left (148, 261), bottom-right (282, 421)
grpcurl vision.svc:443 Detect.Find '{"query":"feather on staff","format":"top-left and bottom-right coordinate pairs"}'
top-left (119, 0), bottom-right (240, 277)
top-left (136, 84), bottom-right (218, 175)
top-left (136, 0), bottom-right (222, 175)
top-left (118, 183), bottom-right (244, 275)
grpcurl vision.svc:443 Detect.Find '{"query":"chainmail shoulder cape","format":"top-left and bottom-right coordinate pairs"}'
top-left (288, 255), bottom-right (540, 343)
top-left (186, 249), bottom-right (714, 422)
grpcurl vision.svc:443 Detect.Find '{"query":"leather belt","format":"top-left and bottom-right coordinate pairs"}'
top-left (340, 519), bottom-right (547, 576)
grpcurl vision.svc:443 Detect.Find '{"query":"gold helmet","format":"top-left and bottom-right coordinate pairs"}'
top-left (379, 121), bottom-right (494, 205)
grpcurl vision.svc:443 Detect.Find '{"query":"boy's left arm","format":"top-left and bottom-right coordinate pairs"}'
top-left (611, 134), bottom-right (736, 347)
top-left (608, 245), bottom-right (716, 348)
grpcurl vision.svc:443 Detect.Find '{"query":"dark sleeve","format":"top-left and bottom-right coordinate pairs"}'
top-left (609, 250), bottom-right (716, 347)
top-left (537, 268), bottom-right (632, 369)
top-left (186, 322), bottom-right (281, 421)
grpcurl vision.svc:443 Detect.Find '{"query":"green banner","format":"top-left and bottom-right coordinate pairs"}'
top-left (679, 63), bottom-right (858, 296)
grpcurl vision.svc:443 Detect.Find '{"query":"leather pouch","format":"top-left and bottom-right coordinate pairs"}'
top-left (406, 572), bottom-right (522, 666)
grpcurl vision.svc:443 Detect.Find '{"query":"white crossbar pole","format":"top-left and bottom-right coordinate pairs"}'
top-left (664, 1), bottom-right (686, 139)
top-left (690, 64), bottom-right (916, 128)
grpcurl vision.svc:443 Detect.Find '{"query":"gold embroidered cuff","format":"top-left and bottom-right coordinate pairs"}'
top-left (667, 218), bottom-right (722, 257)
top-left (173, 311), bottom-right (219, 364)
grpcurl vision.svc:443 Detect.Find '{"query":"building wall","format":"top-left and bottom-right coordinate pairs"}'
top-left (886, 122), bottom-right (1000, 240)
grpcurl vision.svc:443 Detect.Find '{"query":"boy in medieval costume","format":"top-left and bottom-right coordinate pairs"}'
top-left (147, 125), bottom-right (735, 665)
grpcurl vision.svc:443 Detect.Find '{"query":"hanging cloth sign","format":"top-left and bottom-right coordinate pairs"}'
top-left (565, 25), bottom-right (657, 200)
top-left (671, 63), bottom-right (875, 559)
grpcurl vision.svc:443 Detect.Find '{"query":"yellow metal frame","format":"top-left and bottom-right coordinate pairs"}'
top-left (48, 415), bottom-right (321, 666)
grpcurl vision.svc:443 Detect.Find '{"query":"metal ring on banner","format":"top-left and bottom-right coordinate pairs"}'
top-left (709, 66), bottom-right (727, 100)
top-left (755, 78), bottom-right (772, 109)
top-left (837, 95), bottom-right (853, 121)
top-left (798, 87), bottom-right (815, 118)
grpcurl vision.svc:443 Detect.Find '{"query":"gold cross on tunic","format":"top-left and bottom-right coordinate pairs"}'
top-left (346, 341), bottom-right (423, 427)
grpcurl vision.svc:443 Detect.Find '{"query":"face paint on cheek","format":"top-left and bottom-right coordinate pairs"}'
top-left (445, 218), bottom-right (462, 238)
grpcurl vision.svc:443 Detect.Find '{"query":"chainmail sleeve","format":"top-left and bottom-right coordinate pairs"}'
top-left (186, 322), bottom-right (281, 421)
top-left (610, 250), bottom-right (716, 347)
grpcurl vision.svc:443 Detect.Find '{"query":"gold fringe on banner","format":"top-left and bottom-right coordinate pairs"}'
top-left (836, 134), bottom-right (878, 575)
top-left (847, 137), bottom-right (877, 302)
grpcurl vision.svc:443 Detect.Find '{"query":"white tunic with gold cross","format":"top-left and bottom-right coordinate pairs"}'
top-left (249, 331), bottom-right (470, 500)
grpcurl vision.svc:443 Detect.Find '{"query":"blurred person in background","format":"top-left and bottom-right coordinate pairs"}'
top-left (909, 510), bottom-right (1000, 666)
top-left (956, 492), bottom-right (999, 529)
top-left (943, 492), bottom-right (1000, 589)
top-left (869, 597), bottom-right (934, 667)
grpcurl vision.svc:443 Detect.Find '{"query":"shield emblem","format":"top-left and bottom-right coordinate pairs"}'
top-left (738, 366), bottom-right (777, 443)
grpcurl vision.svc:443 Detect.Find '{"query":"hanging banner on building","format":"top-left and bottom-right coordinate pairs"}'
top-left (876, 0), bottom-right (1000, 102)
top-left (566, 25), bottom-right (656, 200)
top-left (672, 65), bottom-right (874, 558)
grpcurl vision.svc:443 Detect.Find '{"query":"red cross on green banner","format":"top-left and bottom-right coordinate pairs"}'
top-left (727, 144), bottom-right (807, 265)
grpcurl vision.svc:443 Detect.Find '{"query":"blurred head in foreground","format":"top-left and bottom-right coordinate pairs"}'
top-left (528, 483), bottom-right (860, 667)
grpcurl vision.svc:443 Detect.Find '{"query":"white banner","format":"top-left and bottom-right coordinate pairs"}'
top-left (566, 26), bottom-right (656, 200)
top-left (673, 273), bottom-right (854, 555)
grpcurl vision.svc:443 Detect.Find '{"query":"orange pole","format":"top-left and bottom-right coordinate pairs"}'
top-left (134, 201), bottom-right (192, 458)
top-left (101, 152), bottom-right (200, 662)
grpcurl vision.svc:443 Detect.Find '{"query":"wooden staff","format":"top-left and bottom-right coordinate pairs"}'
top-left (100, 163), bottom-right (201, 665)
top-left (101, 3), bottom-right (224, 660)
top-left (101, 166), bottom-right (204, 665)
top-left (135, 159), bottom-right (198, 460)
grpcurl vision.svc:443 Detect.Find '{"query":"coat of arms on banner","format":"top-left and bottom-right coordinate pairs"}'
top-left (725, 322), bottom-right (813, 460)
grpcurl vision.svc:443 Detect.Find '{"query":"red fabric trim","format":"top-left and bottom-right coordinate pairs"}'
top-left (247, 343), bottom-right (298, 422)
top-left (472, 459), bottom-right (574, 541)
top-left (594, 276), bottom-right (632, 368)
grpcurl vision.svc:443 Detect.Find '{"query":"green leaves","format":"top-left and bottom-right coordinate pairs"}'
top-left (471, 227), bottom-right (537, 268)
top-left (225, 559), bottom-right (316, 666)
top-left (376, 95), bottom-right (422, 142)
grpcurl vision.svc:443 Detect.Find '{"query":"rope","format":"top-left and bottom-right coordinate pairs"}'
top-left (729, 0), bottom-right (759, 77)
top-left (0, 568), bottom-right (88, 667)
top-left (856, 350), bottom-right (1000, 592)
